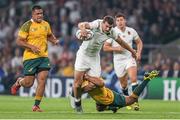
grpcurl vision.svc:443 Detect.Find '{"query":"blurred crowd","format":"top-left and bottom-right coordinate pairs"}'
top-left (0, 0), bottom-right (180, 93)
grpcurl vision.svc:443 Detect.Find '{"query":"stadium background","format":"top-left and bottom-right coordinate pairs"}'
top-left (0, 0), bottom-right (179, 101)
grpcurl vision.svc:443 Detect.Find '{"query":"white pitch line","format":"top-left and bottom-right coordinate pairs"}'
top-left (0, 111), bottom-right (180, 114)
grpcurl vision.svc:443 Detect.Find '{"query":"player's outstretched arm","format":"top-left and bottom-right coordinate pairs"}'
top-left (84, 74), bottom-right (104, 87)
top-left (103, 41), bottom-right (124, 52)
top-left (116, 36), bottom-right (136, 58)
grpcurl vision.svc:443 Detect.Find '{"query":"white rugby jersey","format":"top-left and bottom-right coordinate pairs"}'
top-left (78, 19), bottom-right (119, 57)
top-left (106, 26), bottom-right (139, 60)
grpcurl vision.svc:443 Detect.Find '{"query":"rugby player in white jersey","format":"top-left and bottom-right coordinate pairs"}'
top-left (103, 13), bottom-right (143, 110)
top-left (72, 16), bottom-right (137, 113)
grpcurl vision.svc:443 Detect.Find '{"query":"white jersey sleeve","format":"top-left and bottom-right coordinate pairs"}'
top-left (131, 28), bottom-right (140, 40)
top-left (89, 19), bottom-right (101, 29)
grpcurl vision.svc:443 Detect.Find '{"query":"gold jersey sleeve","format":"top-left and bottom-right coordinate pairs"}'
top-left (88, 86), bottom-right (114, 105)
top-left (18, 20), bottom-right (52, 61)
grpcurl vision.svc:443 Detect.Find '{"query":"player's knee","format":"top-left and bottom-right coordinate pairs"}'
top-left (24, 80), bottom-right (34, 87)
top-left (119, 78), bottom-right (127, 87)
top-left (129, 76), bottom-right (137, 83)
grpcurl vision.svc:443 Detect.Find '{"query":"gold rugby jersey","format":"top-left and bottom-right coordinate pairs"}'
top-left (18, 19), bottom-right (52, 61)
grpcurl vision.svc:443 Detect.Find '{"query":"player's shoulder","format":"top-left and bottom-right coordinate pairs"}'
top-left (19, 20), bottom-right (32, 32)
top-left (126, 26), bottom-right (137, 32)
top-left (42, 20), bottom-right (50, 26)
top-left (21, 20), bottom-right (32, 27)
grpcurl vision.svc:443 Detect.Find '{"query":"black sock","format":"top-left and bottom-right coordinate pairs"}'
top-left (75, 100), bottom-right (81, 107)
top-left (34, 100), bottom-right (41, 106)
top-left (133, 80), bottom-right (149, 96)
top-left (122, 88), bottom-right (129, 96)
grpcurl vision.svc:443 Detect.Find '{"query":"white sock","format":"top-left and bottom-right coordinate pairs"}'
top-left (75, 98), bottom-right (81, 102)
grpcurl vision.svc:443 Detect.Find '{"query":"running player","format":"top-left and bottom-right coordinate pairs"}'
top-left (103, 13), bottom-right (143, 110)
top-left (11, 5), bottom-right (59, 112)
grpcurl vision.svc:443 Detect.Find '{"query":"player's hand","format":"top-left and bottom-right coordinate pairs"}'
top-left (83, 82), bottom-right (96, 92)
top-left (80, 29), bottom-right (88, 37)
top-left (132, 49), bottom-right (137, 59)
top-left (53, 39), bottom-right (59, 46)
top-left (136, 52), bottom-right (141, 62)
top-left (30, 45), bottom-right (40, 54)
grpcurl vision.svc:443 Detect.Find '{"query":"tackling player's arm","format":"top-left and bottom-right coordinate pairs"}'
top-left (82, 75), bottom-right (104, 92)
top-left (84, 74), bottom-right (104, 87)
top-left (134, 38), bottom-right (143, 61)
top-left (116, 36), bottom-right (136, 58)
top-left (103, 41), bottom-right (124, 52)
top-left (16, 36), bottom-right (40, 53)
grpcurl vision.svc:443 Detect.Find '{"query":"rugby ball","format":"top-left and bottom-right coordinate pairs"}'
top-left (76, 29), bottom-right (94, 41)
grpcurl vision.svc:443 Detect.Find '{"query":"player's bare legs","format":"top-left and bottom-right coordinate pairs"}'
top-left (128, 66), bottom-right (138, 91)
top-left (119, 75), bottom-right (128, 95)
top-left (32, 70), bottom-right (48, 112)
top-left (119, 66), bottom-right (139, 110)
top-left (127, 66), bottom-right (139, 110)
top-left (73, 70), bottom-right (86, 113)
top-left (11, 76), bottom-right (35, 95)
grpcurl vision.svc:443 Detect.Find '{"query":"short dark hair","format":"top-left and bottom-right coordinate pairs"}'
top-left (32, 5), bottom-right (42, 11)
top-left (103, 16), bottom-right (114, 25)
top-left (115, 13), bottom-right (126, 19)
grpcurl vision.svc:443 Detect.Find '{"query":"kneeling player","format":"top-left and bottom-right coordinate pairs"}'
top-left (71, 70), bottom-right (159, 113)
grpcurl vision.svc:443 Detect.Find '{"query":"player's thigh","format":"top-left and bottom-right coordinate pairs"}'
top-left (126, 59), bottom-right (137, 82)
top-left (119, 74), bottom-right (128, 87)
top-left (127, 66), bottom-right (137, 80)
top-left (37, 57), bottom-right (51, 83)
top-left (114, 60), bottom-right (126, 78)
top-left (24, 75), bottom-right (36, 85)
top-left (88, 56), bottom-right (101, 77)
top-left (37, 70), bottom-right (49, 82)
top-left (75, 52), bottom-right (90, 71)
top-left (74, 70), bottom-right (86, 85)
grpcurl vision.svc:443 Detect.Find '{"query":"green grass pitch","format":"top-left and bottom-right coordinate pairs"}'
top-left (0, 95), bottom-right (179, 119)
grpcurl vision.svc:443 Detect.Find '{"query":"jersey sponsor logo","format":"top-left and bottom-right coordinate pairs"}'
top-left (28, 68), bottom-right (33, 72)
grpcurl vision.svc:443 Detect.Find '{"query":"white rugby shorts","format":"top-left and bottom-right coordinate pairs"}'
top-left (113, 58), bottom-right (137, 77)
top-left (75, 51), bottom-right (101, 77)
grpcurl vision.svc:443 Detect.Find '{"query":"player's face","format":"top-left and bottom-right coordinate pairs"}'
top-left (102, 21), bottom-right (113, 33)
top-left (32, 9), bottom-right (43, 23)
top-left (116, 17), bottom-right (126, 28)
